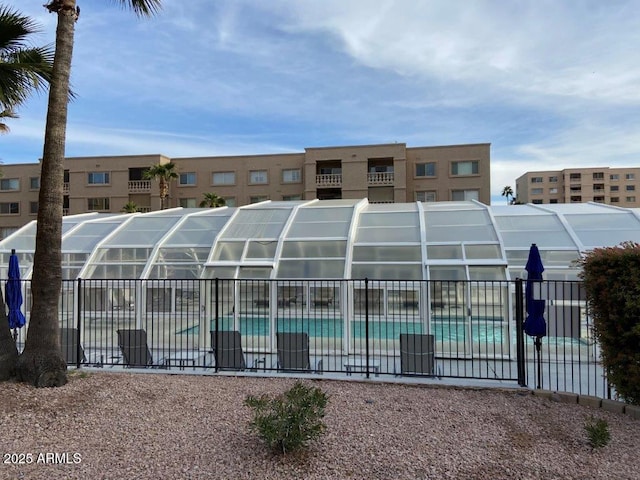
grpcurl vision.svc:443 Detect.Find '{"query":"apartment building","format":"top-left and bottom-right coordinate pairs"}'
top-left (516, 167), bottom-right (640, 207)
top-left (0, 142), bottom-right (490, 237)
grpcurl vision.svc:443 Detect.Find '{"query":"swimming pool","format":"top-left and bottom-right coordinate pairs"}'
top-left (181, 316), bottom-right (507, 344)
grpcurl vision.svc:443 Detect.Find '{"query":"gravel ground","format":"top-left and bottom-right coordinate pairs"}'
top-left (0, 371), bottom-right (638, 480)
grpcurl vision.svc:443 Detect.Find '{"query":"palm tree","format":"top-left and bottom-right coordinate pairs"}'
top-left (121, 201), bottom-right (139, 213)
top-left (144, 162), bottom-right (178, 210)
top-left (199, 193), bottom-right (226, 208)
top-left (0, 5), bottom-right (54, 132)
top-left (501, 186), bottom-right (514, 205)
top-left (0, 5), bottom-right (54, 380)
top-left (16, 0), bottom-right (162, 388)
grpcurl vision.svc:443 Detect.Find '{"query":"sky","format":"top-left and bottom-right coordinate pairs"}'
top-left (2, 0), bottom-right (640, 204)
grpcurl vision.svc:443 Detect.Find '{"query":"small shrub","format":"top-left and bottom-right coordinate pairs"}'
top-left (245, 381), bottom-right (329, 454)
top-left (584, 415), bottom-right (610, 448)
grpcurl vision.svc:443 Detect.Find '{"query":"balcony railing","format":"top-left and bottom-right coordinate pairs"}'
top-left (63, 183), bottom-right (69, 194)
top-left (128, 180), bottom-right (151, 193)
top-left (316, 174), bottom-right (342, 187)
top-left (138, 206), bottom-right (151, 213)
top-left (367, 172), bottom-right (394, 185)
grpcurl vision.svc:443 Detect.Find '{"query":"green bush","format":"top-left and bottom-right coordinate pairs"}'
top-left (584, 415), bottom-right (611, 448)
top-left (244, 381), bottom-right (329, 454)
top-left (580, 242), bottom-right (640, 405)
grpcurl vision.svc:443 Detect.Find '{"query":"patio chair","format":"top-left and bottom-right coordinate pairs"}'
top-left (400, 333), bottom-right (435, 376)
top-left (277, 332), bottom-right (321, 372)
top-left (60, 327), bottom-right (86, 365)
top-left (210, 330), bottom-right (246, 371)
top-left (117, 329), bottom-right (166, 368)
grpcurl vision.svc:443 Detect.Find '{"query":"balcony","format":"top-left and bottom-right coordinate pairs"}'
top-left (316, 174), bottom-right (342, 187)
top-left (128, 180), bottom-right (151, 193)
top-left (367, 172), bottom-right (394, 186)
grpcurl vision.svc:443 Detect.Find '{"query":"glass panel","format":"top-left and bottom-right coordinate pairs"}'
top-left (351, 264), bottom-right (422, 280)
top-left (355, 226), bottom-right (420, 242)
top-left (427, 245), bottom-right (463, 260)
top-left (429, 266), bottom-right (466, 281)
top-left (281, 241), bottom-right (347, 258)
top-left (468, 267), bottom-right (506, 281)
top-left (286, 221), bottom-right (350, 238)
top-left (237, 267), bottom-right (271, 279)
top-left (352, 246), bottom-right (421, 262)
top-left (277, 260), bottom-right (344, 278)
top-left (464, 244), bottom-right (502, 259)
top-left (212, 242), bottom-right (244, 261)
top-left (245, 241), bottom-right (277, 259)
top-left (359, 212), bottom-right (418, 227)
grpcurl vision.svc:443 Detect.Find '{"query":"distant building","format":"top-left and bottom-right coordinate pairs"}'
top-left (516, 167), bottom-right (640, 207)
top-left (0, 142), bottom-right (490, 238)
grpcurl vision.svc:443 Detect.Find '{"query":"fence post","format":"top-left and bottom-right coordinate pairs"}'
top-left (76, 278), bottom-right (82, 369)
top-left (214, 277), bottom-right (219, 373)
top-left (515, 278), bottom-right (526, 386)
top-left (365, 277), bottom-right (370, 379)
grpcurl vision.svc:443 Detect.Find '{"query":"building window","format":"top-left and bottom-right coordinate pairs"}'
top-left (179, 172), bottom-right (196, 186)
top-left (626, 185), bottom-right (636, 191)
top-left (250, 195), bottom-right (268, 203)
top-left (451, 161), bottom-right (478, 176)
top-left (611, 197), bottom-right (620, 203)
top-left (0, 179), bottom-right (19, 191)
top-left (610, 174), bottom-right (619, 181)
top-left (548, 176), bottom-right (558, 182)
top-left (626, 173), bottom-right (635, 180)
top-left (626, 196), bottom-right (636, 202)
top-left (416, 191), bottom-right (436, 202)
top-left (283, 194), bottom-right (302, 201)
top-left (0, 202), bottom-right (19, 214)
top-left (549, 199), bottom-right (558, 204)
top-left (87, 172), bottom-right (110, 185)
top-left (593, 172), bottom-right (604, 180)
top-left (593, 183), bottom-right (604, 192)
top-left (611, 185), bottom-right (619, 192)
top-left (87, 198), bottom-right (110, 211)
top-left (569, 173), bottom-right (581, 181)
top-left (249, 170), bottom-right (268, 184)
top-left (29, 202), bottom-right (38, 214)
top-left (549, 188), bottom-right (558, 194)
top-left (593, 196), bottom-right (605, 203)
top-left (570, 195), bottom-right (582, 202)
top-left (531, 177), bottom-right (543, 184)
top-left (570, 185), bottom-right (581, 192)
top-left (532, 199), bottom-right (543, 204)
top-left (30, 177), bottom-right (40, 190)
top-left (212, 171), bottom-right (235, 185)
top-left (451, 189), bottom-right (479, 201)
top-left (415, 162), bottom-right (436, 177)
top-left (531, 188), bottom-right (543, 195)
top-left (179, 198), bottom-right (197, 207)
top-left (223, 197), bottom-right (236, 207)
top-left (282, 169), bottom-right (301, 183)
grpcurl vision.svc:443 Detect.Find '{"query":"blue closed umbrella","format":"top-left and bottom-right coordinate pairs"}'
top-left (524, 243), bottom-right (546, 338)
top-left (6, 249), bottom-right (26, 342)
top-left (524, 243), bottom-right (545, 389)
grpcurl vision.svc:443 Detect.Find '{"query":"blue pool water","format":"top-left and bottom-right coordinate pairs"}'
top-left (182, 316), bottom-right (505, 344)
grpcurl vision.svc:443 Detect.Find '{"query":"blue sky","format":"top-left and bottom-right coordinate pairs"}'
top-left (3, 0), bottom-right (640, 204)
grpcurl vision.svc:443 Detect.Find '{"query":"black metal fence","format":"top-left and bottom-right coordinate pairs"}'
top-left (12, 278), bottom-right (608, 398)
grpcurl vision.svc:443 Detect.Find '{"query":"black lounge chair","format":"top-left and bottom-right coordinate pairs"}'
top-left (60, 327), bottom-right (86, 365)
top-left (210, 330), bottom-right (246, 371)
top-left (277, 332), bottom-right (318, 372)
top-left (400, 333), bottom-right (435, 376)
top-left (117, 329), bottom-right (166, 368)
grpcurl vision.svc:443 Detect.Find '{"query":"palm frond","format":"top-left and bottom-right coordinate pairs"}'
top-left (111, 0), bottom-right (163, 17)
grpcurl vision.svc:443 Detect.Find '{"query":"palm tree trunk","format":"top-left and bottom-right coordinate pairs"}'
top-left (0, 292), bottom-right (19, 380)
top-left (16, 4), bottom-right (76, 387)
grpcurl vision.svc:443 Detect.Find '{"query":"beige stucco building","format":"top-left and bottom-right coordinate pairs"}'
top-left (0, 142), bottom-right (490, 237)
top-left (516, 167), bottom-right (640, 207)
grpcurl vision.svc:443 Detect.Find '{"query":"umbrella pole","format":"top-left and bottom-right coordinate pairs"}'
top-left (535, 336), bottom-right (542, 389)
top-left (13, 328), bottom-right (17, 343)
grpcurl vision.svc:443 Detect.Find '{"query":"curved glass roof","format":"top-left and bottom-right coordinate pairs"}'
top-left (4, 200), bottom-right (640, 282)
